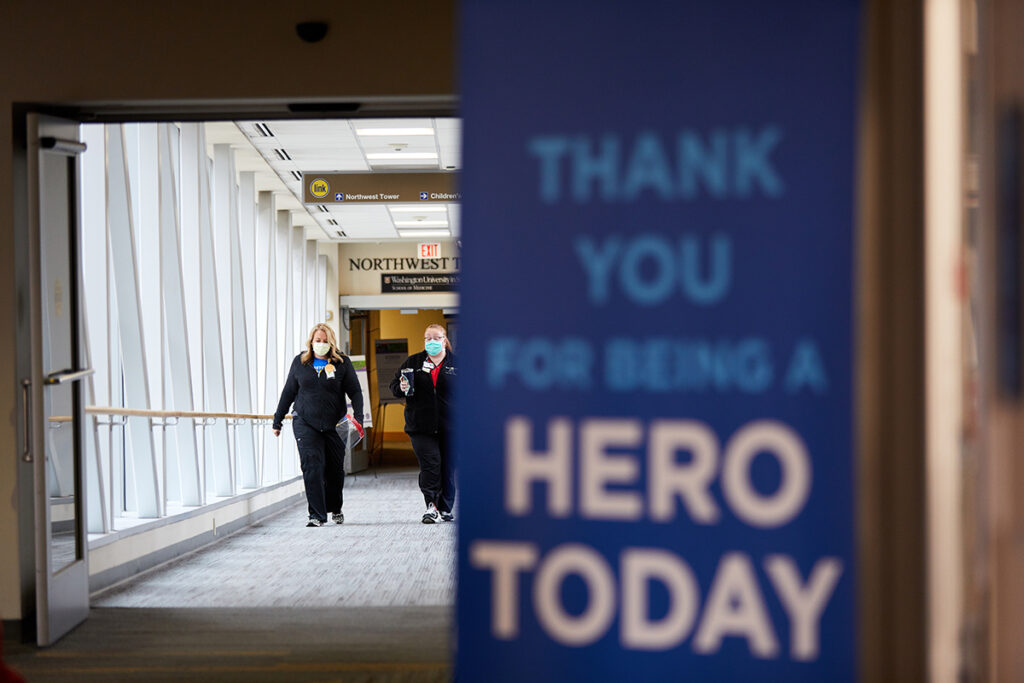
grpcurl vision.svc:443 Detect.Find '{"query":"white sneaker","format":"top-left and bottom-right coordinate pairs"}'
top-left (422, 502), bottom-right (439, 524)
top-left (332, 512), bottom-right (344, 524)
top-left (439, 510), bottom-right (454, 522)
top-left (306, 516), bottom-right (324, 527)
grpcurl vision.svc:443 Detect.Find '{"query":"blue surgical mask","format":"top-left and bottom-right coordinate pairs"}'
top-left (425, 339), bottom-right (444, 356)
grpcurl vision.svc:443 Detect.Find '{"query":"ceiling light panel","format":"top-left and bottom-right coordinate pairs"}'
top-left (397, 229), bottom-right (451, 238)
top-left (353, 118), bottom-right (433, 133)
top-left (355, 118), bottom-right (439, 169)
top-left (393, 220), bottom-right (449, 228)
top-left (365, 152), bottom-right (438, 160)
top-left (356, 127), bottom-right (435, 136)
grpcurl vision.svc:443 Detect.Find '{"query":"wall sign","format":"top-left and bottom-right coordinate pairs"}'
top-left (302, 172), bottom-right (460, 204)
top-left (381, 273), bottom-right (458, 293)
top-left (338, 241), bottom-right (460, 296)
top-left (419, 242), bottom-right (441, 259)
top-left (457, 2), bottom-right (860, 681)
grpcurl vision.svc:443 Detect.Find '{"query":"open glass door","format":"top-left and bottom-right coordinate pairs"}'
top-left (23, 114), bottom-right (92, 646)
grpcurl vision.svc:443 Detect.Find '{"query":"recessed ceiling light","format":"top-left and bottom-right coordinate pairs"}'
top-left (398, 229), bottom-right (450, 237)
top-left (365, 152), bottom-right (438, 160)
top-left (393, 220), bottom-right (449, 228)
top-left (388, 205), bottom-right (447, 213)
top-left (356, 128), bottom-right (435, 136)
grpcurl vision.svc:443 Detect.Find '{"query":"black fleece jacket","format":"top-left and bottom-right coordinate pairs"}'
top-left (273, 353), bottom-right (364, 432)
top-left (389, 350), bottom-right (456, 435)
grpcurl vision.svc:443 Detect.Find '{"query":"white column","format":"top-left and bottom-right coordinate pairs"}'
top-left (230, 168), bottom-right (257, 489)
top-left (240, 173), bottom-right (258, 407)
top-left (212, 144), bottom-right (236, 396)
top-left (133, 124), bottom-right (165, 507)
top-left (258, 193), bottom-right (279, 483)
top-left (278, 212), bottom-right (300, 478)
top-left (135, 124), bottom-right (163, 412)
top-left (106, 125), bottom-right (161, 518)
top-left (317, 253), bottom-right (327, 338)
top-left (305, 240), bottom-right (318, 329)
top-left (319, 243), bottom-right (340, 348)
top-left (157, 123), bottom-right (203, 507)
top-left (80, 123), bottom-right (110, 533)
top-left (179, 124), bottom-right (204, 413)
top-left (197, 130), bottom-right (234, 497)
top-left (292, 225), bottom-right (306, 351)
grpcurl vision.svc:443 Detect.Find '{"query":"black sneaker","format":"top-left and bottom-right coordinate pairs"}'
top-left (439, 510), bottom-right (454, 522)
top-left (332, 512), bottom-right (344, 524)
top-left (422, 503), bottom-right (439, 524)
top-left (306, 517), bottom-right (324, 527)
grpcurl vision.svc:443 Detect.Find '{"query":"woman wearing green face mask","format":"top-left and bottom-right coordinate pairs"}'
top-left (274, 323), bottom-right (364, 527)
top-left (389, 323), bottom-right (457, 524)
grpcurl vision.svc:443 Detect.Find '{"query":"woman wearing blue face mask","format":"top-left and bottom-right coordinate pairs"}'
top-left (274, 323), bottom-right (364, 527)
top-left (389, 323), bottom-right (457, 524)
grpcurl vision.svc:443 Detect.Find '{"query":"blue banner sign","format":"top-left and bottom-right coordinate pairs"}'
top-left (457, 2), bottom-right (860, 680)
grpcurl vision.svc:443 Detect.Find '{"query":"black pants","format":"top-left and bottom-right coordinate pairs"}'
top-left (293, 416), bottom-right (346, 522)
top-left (409, 431), bottom-right (456, 513)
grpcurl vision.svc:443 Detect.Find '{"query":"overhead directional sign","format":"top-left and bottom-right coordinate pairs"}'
top-left (301, 172), bottom-right (460, 204)
top-left (457, 1), bottom-right (861, 681)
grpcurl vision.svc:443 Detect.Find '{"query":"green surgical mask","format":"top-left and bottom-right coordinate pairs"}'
top-left (312, 342), bottom-right (331, 357)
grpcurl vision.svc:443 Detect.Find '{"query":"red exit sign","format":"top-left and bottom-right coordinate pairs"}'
top-left (418, 242), bottom-right (441, 259)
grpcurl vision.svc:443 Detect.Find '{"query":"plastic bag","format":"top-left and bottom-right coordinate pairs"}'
top-left (335, 415), bottom-right (365, 450)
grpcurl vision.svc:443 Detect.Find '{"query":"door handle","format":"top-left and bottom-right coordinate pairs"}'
top-left (39, 137), bottom-right (87, 155)
top-left (43, 368), bottom-right (95, 385)
top-left (22, 379), bottom-right (31, 462)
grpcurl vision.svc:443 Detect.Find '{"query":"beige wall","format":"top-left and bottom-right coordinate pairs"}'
top-left (0, 0), bottom-right (454, 622)
top-left (339, 241), bottom-right (460, 296)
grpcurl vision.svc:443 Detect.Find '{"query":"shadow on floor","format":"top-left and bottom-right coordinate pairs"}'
top-left (6, 606), bottom-right (452, 682)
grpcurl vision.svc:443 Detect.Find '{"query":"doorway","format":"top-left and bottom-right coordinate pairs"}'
top-left (11, 105), bottom-right (460, 682)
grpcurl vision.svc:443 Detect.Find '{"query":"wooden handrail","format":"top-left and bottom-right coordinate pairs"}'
top-left (86, 406), bottom-right (290, 420)
top-left (47, 407), bottom-right (293, 422)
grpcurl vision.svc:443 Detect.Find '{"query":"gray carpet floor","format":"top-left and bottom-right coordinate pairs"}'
top-left (6, 466), bottom-right (456, 682)
top-left (94, 466), bottom-right (457, 609)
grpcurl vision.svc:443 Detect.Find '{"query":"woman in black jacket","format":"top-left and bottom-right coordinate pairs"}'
top-left (274, 323), bottom-right (364, 527)
top-left (389, 323), bottom-right (456, 524)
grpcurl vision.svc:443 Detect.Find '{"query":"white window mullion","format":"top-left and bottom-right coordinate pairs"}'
top-left (158, 123), bottom-right (203, 507)
top-left (229, 164), bottom-right (257, 489)
top-left (197, 130), bottom-right (234, 497)
top-left (106, 124), bottom-right (160, 518)
top-left (80, 123), bottom-right (111, 533)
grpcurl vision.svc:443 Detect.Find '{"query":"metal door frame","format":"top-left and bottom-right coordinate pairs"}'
top-left (11, 99), bottom-right (458, 646)
top-left (14, 113), bottom-right (92, 645)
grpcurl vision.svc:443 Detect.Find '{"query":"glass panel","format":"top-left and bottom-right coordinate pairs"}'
top-left (40, 151), bottom-right (81, 573)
